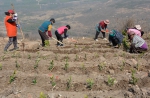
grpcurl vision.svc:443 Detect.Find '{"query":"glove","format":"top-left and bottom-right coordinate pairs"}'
top-left (16, 24), bottom-right (20, 29)
top-left (48, 31), bottom-right (52, 37)
top-left (13, 13), bottom-right (18, 21)
top-left (64, 35), bottom-right (68, 39)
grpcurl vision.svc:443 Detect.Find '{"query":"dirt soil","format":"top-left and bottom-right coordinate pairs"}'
top-left (0, 36), bottom-right (150, 98)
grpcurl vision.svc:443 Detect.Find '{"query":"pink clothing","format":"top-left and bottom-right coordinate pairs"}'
top-left (57, 26), bottom-right (68, 35)
top-left (127, 29), bottom-right (141, 37)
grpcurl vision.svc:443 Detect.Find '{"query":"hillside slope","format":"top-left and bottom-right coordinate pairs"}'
top-left (0, 35), bottom-right (150, 98)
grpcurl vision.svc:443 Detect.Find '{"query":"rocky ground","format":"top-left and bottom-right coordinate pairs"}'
top-left (0, 36), bottom-right (150, 98)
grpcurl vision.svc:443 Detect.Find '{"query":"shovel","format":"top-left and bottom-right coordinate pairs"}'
top-left (11, 4), bottom-right (25, 50)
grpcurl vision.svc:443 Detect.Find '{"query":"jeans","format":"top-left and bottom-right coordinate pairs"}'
top-left (4, 36), bottom-right (17, 51)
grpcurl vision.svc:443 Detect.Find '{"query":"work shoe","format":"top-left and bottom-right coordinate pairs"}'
top-left (9, 47), bottom-right (19, 51)
top-left (95, 39), bottom-right (98, 41)
top-left (103, 38), bottom-right (107, 40)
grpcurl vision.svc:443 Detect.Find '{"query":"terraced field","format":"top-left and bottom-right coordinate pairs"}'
top-left (0, 37), bottom-right (150, 98)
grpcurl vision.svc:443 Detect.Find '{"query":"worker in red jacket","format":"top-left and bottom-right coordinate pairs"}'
top-left (94, 19), bottom-right (109, 41)
top-left (4, 9), bottom-right (18, 52)
top-left (55, 25), bottom-right (71, 46)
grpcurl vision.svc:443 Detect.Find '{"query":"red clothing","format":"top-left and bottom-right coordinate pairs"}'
top-left (4, 16), bottom-right (17, 37)
top-left (57, 26), bottom-right (68, 35)
top-left (99, 21), bottom-right (107, 29)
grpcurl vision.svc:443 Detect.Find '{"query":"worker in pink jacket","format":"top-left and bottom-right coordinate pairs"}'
top-left (55, 25), bottom-right (71, 46)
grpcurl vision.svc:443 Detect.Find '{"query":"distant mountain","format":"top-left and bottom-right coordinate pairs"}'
top-left (0, 0), bottom-right (150, 38)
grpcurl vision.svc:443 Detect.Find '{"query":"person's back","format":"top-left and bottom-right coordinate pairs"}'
top-left (39, 21), bottom-right (51, 32)
top-left (127, 29), bottom-right (141, 37)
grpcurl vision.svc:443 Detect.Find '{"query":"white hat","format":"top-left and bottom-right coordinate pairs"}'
top-left (135, 25), bottom-right (141, 30)
top-left (104, 19), bottom-right (110, 24)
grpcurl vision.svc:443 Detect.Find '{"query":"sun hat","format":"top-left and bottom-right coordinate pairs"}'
top-left (8, 10), bottom-right (14, 14)
top-left (135, 25), bottom-right (141, 30)
top-left (104, 19), bottom-right (110, 24)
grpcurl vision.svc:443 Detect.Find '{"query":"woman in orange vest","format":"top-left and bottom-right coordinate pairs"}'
top-left (4, 9), bottom-right (18, 51)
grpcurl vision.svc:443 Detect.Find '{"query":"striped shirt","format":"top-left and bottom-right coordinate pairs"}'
top-left (132, 35), bottom-right (145, 48)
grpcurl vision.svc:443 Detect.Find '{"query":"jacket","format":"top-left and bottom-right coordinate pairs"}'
top-left (4, 16), bottom-right (17, 37)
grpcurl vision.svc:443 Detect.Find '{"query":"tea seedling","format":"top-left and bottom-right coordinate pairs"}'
top-left (86, 79), bottom-right (94, 89)
top-left (44, 40), bottom-right (50, 47)
top-left (15, 60), bottom-right (20, 68)
top-left (84, 95), bottom-right (88, 98)
top-left (48, 60), bottom-right (54, 71)
top-left (120, 60), bottom-right (125, 71)
top-left (129, 69), bottom-right (138, 85)
top-left (32, 77), bottom-right (37, 85)
top-left (1, 55), bottom-right (5, 61)
top-left (107, 76), bottom-right (115, 86)
top-left (122, 36), bottom-right (130, 51)
top-left (0, 63), bottom-right (2, 70)
top-left (39, 92), bottom-right (46, 98)
top-left (28, 54), bottom-right (31, 59)
top-left (74, 54), bottom-right (78, 61)
top-left (64, 59), bottom-right (69, 71)
top-left (84, 54), bottom-right (87, 60)
top-left (66, 76), bottom-right (72, 90)
top-left (55, 54), bottom-right (58, 60)
top-left (34, 58), bottom-right (40, 69)
top-left (50, 75), bottom-right (56, 87)
top-left (81, 63), bottom-right (85, 71)
top-left (98, 62), bottom-right (105, 71)
top-left (9, 70), bottom-right (16, 84)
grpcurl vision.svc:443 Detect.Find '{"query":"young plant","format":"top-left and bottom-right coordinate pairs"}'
top-left (39, 92), bottom-right (46, 98)
top-left (28, 54), bottom-right (31, 59)
top-left (122, 36), bottom-right (130, 51)
top-left (120, 60), bottom-right (125, 71)
top-left (74, 54), bottom-right (78, 61)
top-left (129, 69), bottom-right (138, 85)
top-left (9, 70), bottom-right (17, 84)
top-left (55, 54), bottom-right (58, 60)
top-left (0, 63), bottom-right (2, 70)
top-left (84, 95), bottom-right (88, 98)
top-left (32, 77), bottom-right (37, 85)
top-left (81, 63), bottom-right (85, 71)
top-left (84, 54), bottom-right (87, 60)
top-left (44, 40), bottom-right (50, 47)
top-left (98, 62), bottom-right (105, 71)
top-left (107, 76), bottom-right (115, 86)
top-left (1, 55), bottom-right (5, 61)
top-left (50, 75), bottom-right (56, 87)
top-left (15, 60), bottom-right (20, 68)
top-left (64, 58), bottom-right (69, 71)
top-left (86, 79), bottom-right (94, 89)
top-left (48, 60), bottom-right (54, 71)
top-left (66, 76), bottom-right (72, 90)
top-left (34, 58), bottom-right (40, 69)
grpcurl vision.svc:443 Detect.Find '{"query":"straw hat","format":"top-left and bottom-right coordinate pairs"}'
top-left (104, 19), bottom-right (110, 24)
top-left (135, 25), bottom-right (141, 30)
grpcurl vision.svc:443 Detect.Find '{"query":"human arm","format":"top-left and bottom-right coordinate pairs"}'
top-left (64, 29), bottom-right (68, 38)
top-left (47, 25), bottom-right (52, 37)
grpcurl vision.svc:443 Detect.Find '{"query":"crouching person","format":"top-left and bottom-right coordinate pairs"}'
top-left (129, 32), bottom-right (148, 53)
top-left (55, 25), bottom-right (71, 46)
top-left (109, 29), bottom-right (123, 48)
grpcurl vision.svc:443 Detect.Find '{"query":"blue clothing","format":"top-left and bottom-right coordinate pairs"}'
top-left (39, 21), bottom-right (52, 32)
top-left (109, 30), bottom-right (123, 46)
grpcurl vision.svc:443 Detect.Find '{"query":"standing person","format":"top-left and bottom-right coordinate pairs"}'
top-left (129, 32), bottom-right (148, 53)
top-left (94, 19), bottom-right (109, 41)
top-left (55, 25), bottom-right (71, 46)
top-left (4, 9), bottom-right (18, 52)
top-left (38, 18), bottom-right (55, 47)
top-left (108, 29), bottom-right (123, 48)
